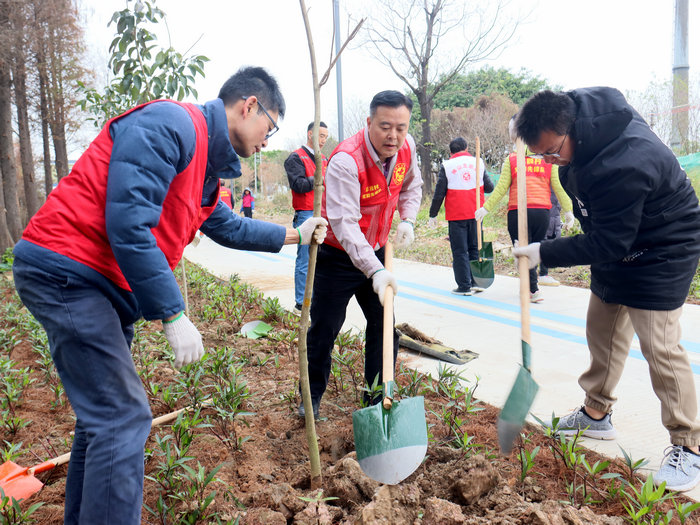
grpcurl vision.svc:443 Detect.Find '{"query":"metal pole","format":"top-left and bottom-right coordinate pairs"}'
top-left (254, 152), bottom-right (258, 194)
top-left (671, 0), bottom-right (689, 152)
top-left (333, 0), bottom-right (344, 141)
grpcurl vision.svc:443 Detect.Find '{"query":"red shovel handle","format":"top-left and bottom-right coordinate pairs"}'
top-left (28, 452), bottom-right (71, 475)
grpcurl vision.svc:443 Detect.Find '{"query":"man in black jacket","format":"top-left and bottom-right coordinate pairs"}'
top-left (513, 87), bottom-right (700, 492)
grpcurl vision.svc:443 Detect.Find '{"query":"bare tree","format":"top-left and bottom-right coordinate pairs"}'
top-left (0, 1), bottom-right (22, 243)
top-left (363, 0), bottom-right (519, 195)
top-left (11, 0), bottom-right (41, 221)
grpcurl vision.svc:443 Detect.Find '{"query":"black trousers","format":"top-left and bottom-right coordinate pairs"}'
top-left (307, 244), bottom-right (398, 404)
top-left (507, 208), bottom-right (550, 293)
top-left (448, 219), bottom-right (479, 290)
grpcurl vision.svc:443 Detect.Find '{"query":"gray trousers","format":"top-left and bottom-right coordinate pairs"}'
top-left (581, 293), bottom-right (700, 446)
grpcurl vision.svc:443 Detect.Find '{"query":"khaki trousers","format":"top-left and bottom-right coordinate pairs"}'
top-left (581, 293), bottom-right (700, 446)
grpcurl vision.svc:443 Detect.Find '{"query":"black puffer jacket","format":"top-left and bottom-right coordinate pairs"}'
top-left (540, 87), bottom-right (700, 310)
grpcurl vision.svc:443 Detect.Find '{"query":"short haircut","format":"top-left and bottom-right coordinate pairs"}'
top-left (307, 121), bottom-right (328, 132)
top-left (516, 90), bottom-right (576, 145)
top-left (449, 137), bottom-right (468, 154)
top-left (218, 66), bottom-right (286, 119)
top-left (369, 90), bottom-right (413, 116)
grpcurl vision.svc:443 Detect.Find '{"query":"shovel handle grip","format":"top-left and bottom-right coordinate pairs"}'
top-left (515, 139), bottom-right (532, 351)
top-left (475, 137), bottom-right (482, 252)
top-left (382, 242), bottom-right (395, 409)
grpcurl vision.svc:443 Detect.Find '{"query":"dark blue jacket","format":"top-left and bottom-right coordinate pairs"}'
top-left (540, 87), bottom-right (700, 310)
top-left (15, 99), bottom-right (286, 323)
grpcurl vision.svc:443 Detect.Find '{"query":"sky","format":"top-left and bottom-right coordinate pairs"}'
top-left (81, 0), bottom-right (699, 150)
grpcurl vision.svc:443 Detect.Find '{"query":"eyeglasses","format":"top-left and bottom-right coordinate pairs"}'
top-left (530, 133), bottom-right (567, 159)
top-left (242, 96), bottom-right (279, 140)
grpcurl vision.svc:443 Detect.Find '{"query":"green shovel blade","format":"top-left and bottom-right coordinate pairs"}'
top-left (353, 396), bottom-right (427, 485)
top-left (497, 364), bottom-right (539, 455)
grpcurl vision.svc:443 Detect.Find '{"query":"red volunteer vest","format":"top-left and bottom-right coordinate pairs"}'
top-left (21, 100), bottom-right (214, 291)
top-left (507, 153), bottom-right (553, 210)
top-left (292, 147), bottom-right (327, 211)
top-left (322, 130), bottom-right (412, 251)
top-left (219, 186), bottom-right (233, 209)
top-left (442, 151), bottom-right (485, 221)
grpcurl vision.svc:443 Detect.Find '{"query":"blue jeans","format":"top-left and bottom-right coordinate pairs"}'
top-left (293, 209), bottom-right (313, 305)
top-left (12, 259), bottom-right (152, 525)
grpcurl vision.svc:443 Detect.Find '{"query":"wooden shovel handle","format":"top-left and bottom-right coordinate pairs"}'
top-left (515, 139), bottom-right (532, 358)
top-left (475, 137), bottom-right (482, 252)
top-left (27, 401), bottom-right (213, 476)
top-left (382, 242), bottom-right (395, 410)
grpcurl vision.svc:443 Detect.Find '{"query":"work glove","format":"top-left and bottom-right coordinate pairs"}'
top-left (371, 269), bottom-right (397, 306)
top-left (512, 241), bottom-right (541, 270)
top-left (395, 220), bottom-right (415, 249)
top-left (563, 211), bottom-right (575, 230)
top-left (475, 207), bottom-right (488, 222)
top-left (163, 313), bottom-right (204, 368)
top-left (427, 217), bottom-right (437, 229)
top-left (297, 217), bottom-right (328, 245)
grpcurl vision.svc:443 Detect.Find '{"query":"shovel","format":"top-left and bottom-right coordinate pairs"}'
top-left (497, 138), bottom-right (539, 455)
top-left (0, 404), bottom-right (204, 502)
top-left (470, 136), bottom-right (494, 289)
top-left (353, 242), bottom-right (428, 484)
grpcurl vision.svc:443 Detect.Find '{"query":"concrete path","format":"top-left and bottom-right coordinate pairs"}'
top-left (184, 237), bottom-right (700, 499)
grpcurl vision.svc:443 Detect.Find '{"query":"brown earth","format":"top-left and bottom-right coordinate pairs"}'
top-left (2, 260), bottom-right (699, 525)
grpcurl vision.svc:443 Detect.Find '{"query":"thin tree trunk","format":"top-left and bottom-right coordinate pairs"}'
top-left (0, 7), bottom-right (22, 242)
top-left (47, 22), bottom-right (68, 181)
top-left (36, 36), bottom-right (54, 196)
top-left (419, 97), bottom-right (434, 198)
top-left (13, 45), bottom-right (41, 221)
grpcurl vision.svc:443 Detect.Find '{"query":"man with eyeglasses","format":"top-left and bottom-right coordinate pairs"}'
top-left (300, 90), bottom-right (422, 419)
top-left (475, 115), bottom-right (573, 303)
top-left (11, 66), bottom-right (327, 524)
top-left (513, 87), bottom-right (700, 492)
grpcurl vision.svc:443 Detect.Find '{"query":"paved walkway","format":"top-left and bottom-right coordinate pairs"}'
top-left (184, 237), bottom-right (700, 499)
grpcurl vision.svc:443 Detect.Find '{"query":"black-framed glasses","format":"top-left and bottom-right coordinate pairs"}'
top-left (242, 96), bottom-right (279, 140)
top-left (530, 133), bottom-right (567, 159)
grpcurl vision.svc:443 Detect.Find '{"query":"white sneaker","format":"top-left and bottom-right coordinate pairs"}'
top-left (530, 291), bottom-right (544, 303)
top-left (538, 275), bottom-right (560, 287)
top-left (654, 445), bottom-right (700, 492)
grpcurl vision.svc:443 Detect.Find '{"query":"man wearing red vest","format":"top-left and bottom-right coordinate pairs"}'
top-left (284, 121), bottom-right (329, 314)
top-left (428, 137), bottom-right (494, 295)
top-left (299, 90), bottom-right (422, 419)
top-left (219, 180), bottom-right (233, 209)
top-left (11, 67), bottom-right (327, 525)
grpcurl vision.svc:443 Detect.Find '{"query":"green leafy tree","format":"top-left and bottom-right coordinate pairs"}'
top-left (79, 0), bottom-right (209, 127)
top-left (432, 67), bottom-right (560, 110)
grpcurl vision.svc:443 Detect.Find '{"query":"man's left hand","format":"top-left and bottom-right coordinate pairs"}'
top-left (563, 211), bottom-right (575, 230)
top-left (512, 242), bottom-right (541, 269)
top-left (298, 217), bottom-right (328, 245)
top-left (395, 220), bottom-right (415, 249)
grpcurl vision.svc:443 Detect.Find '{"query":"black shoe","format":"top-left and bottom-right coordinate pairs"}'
top-left (451, 287), bottom-right (473, 296)
top-left (298, 398), bottom-right (320, 419)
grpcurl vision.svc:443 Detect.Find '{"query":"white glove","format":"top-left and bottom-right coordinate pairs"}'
top-left (371, 269), bottom-right (397, 306)
top-left (297, 217), bottom-right (328, 245)
top-left (475, 207), bottom-right (488, 222)
top-left (395, 220), bottom-right (415, 249)
top-left (163, 313), bottom-right (204, 368)
top-left (563, 211), bottom-right (575, 230)
top-left (427, 217), bottom-right (437, 229)
top-left (512, 242), bottom-right (541, 270)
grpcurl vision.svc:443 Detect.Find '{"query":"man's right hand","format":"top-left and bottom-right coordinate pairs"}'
top-left (427, 217), bottom-right (437, 229)
top-left (163, 312), bottom-right (204, 368)
top-left (371, 269), bottom-right (397, 306)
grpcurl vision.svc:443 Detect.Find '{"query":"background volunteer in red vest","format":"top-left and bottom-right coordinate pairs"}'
top-left (428, 137), bottom-right (494, 295)
top-left (475, 116), bottom-right (573, 304)
top-left (12, 66), bottom-right (327, 525)
top-left (284, 121), bottom-right (329, 314)
top-left (299, 90), bottom-right (422, 420)
top-left (219, 180), bottom-right (233, 209)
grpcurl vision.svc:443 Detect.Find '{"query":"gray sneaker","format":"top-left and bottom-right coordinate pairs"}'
top-left (552, 407), bottom-right (617, 440)
top-left (654, 445), bottom-right (700, 492)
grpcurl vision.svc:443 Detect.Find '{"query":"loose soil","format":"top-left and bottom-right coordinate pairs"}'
top-left (2, 265), bottom-right (698, 525)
